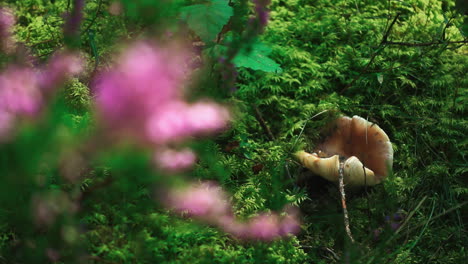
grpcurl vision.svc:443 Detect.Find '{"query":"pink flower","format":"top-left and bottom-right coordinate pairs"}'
top-left (0, 51), bottom-right (82, 141)
top-left (146, 101), bottom-right (230, 144)
top-left (63, 0), bottom-right (84, 39)
top-left (241, 212), bottom-right (300, 241)
top-left (166, 182), bottom-right (230, 218)
top-left (146, 102), bottom-right (192, 144)
top-left (94, 40), bottom-right (230, 145)
top-left (108, 2), bottom-right (123, 16)
top-left (252, 0), bottom-right (271, 28)
top-left (0, 110), bottom-right (14, 141)
top-left (164, 182), bottom-right (301, 240)
top-left (94, 41), bottom-right (187, 139)
top-left (0, 7), bottom-right (14, 29)
top-left (247, 213), bottom-right (281, 241)
top-left (186, 102), bottom-right (231, 133)
top-left (0, 6), bottom-right (15, 52)
top-left (38, 51), bottom-right (83, 92)
top-left (154, 148), bottom-right (197, 172)
top-left (0, 66), bottom-right (42, 116)
top-left (279, 214), bottom-right (301, 236)
top-left (218, 215), bottom-right (249, 237)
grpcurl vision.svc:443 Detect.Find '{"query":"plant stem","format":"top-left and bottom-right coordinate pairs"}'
top-left (339, 160), bottom-right (355, 243)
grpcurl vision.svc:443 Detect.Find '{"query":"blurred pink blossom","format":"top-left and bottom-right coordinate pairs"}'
top-left (147, 101), bottom-right (230, 144)
top-left (0, 6), bottom-right (15, 52)
top-left (146, 102), bottom-right (191, 144)
top-left (252, 0), bottom-right (271, 28)
top-left (0, 66), bottom-right (42, 116)
top-left (95, 41), bottom-right (187, 138)
top-left (0, 52), bottom-right (82, 141)
top-left (0, 110), bottom-right (14, 140)
top-left (94, 40), bottom-right (230, 145)
top-left (154, 148), bottom-right (197, 172)
top-left (108, 2), bottom-right (123, 16)
top-left (166, 182), bottom-right (230, 218)
top-left (247, 213), bottom-right (281, 241)
top-left (165, 181), bottom-right (301, 240)
top-left (218, 215), bottom-right (249, 237)
top-left (63, 0), bottom-right (84, 39)
top-left (186, 102), bottom-right (231, 133)
top-left (279, 214), bottom-right (301, 236)
top-left (238, 212), bottom-right (300, 241)
top-left (38, 51), bottom-right (83, 91)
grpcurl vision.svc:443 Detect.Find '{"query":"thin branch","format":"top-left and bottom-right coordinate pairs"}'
top-left (341, 14), bottom-right (400, 93)
top-left (291, 109), bottom-right (329, 151)
top-left (401, 200), bottom-right (468, 236)
top-left (380, 13), bottom-right (401, 45)
top-left (338, 160), bottom-right (355, 243)
top-left (30, 39), bottom-right (57, 48)
top-left (252, 104), bottom-right (275, 141)
top-left (441, 16), bottom-right (454, 41)
top-left (385, 40), bottom-right (467, 47)
top-left (82, 0), bottom-right (104, 33)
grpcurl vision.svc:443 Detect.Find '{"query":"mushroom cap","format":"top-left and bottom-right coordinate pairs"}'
top-left (317, 115), bottom-right (393, 181)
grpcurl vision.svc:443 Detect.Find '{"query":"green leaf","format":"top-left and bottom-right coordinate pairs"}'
top-left (377, 73), bottom-right (384, 84)
top-left (233, 41), bottom-right (283, 73)
top-left (181, 0), bottom-right (233, 43)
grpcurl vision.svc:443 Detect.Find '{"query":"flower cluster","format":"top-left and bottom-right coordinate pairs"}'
top-left (63, 0), bottom-right (85, 39)
top-left (253, 0), bottom-right (271, 29)
top-left (153, 148), bottom-right (197, 172)
top-left (94, 41), bottom-right (299, 240)
top-left (94, 40), bottom-right (230, 171)
top-left (373, 210), bottom-right (406, 240)
top-left (165, 181), bottom-right (300, 241)
top-left (0, 52), bottom-right (83, 140)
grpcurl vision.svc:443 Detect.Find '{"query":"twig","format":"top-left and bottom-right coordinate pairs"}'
top-left (341, 13), bottom-right (467, 94)
top-left (291, 109), bottom-right (329, 151)
top-left (82, 0), bottom-right (104, 33)
top-left (339, 160), bottom-right (355, 243)
top-left (252, 104), bottom-right (275, 141)
top-left (427, 234), bottom-right (454, 263)
top-left (385, 40), bottom-right (467, 47)
top-left (30, 39), bottom-right (57, 47)
top-left (380, 13), bottom-right (401, 45)
top-left (401, 200), bottom-right (468, 236)
top-left (441, 17), bottom-right (453, 41)
top-left (340, 14), bottom-right (400, 93)
top-left (394, 196), bottom-right (427, 236)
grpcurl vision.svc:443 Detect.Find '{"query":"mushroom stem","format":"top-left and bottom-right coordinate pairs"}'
top-left (295, 151), bottom-right (339, 182)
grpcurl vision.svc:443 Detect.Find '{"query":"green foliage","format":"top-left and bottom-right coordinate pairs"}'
top-left (1, 0), bottom-right (467, 263)
top-left (231, 0), bottom-right (467, 263)
top-left (233, 39), bottom-right (283, 73)
top-left (181, 0), bottom-right (233, 43)
top-left (63, 78), bottom-right (91, 111)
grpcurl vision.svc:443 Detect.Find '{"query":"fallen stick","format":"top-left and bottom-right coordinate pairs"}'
top-left (339, 160), bottom-right (355, 243)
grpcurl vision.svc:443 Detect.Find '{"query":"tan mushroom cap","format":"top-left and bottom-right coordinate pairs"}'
top-left (318, 115), bottom-right (393, 181)
top-left (296, 115), bottom-right (393, 186)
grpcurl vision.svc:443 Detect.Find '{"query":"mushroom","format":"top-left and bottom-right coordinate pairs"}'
top-left (295, 115), bottom-right (393, 186)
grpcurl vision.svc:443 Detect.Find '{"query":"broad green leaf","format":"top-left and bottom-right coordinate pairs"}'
top-left (233, 42), bottom-right (283, 73)
top-left (181, 0), bottom-right (233, 43)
